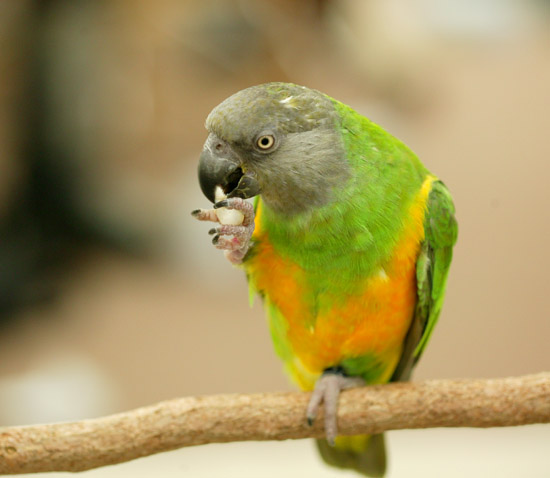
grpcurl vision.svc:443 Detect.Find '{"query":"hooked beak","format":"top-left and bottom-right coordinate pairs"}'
top-left (198, 136), bottom-right (261, 203)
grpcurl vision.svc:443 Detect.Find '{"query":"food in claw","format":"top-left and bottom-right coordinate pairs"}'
top-left (214, 186), bottom-right (244, 225)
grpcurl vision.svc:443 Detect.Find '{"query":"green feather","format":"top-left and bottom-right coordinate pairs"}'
top-left (391, 180), bottom-right (458, 381)
top-left (317, 434), bottom-right (386, 477)
top-left (414, 180), bottom-right (458, 357)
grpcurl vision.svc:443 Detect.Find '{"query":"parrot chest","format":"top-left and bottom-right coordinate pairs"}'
top-left (244, 178), bottom-right (433, 390)
top-left (245, 231), bottom-right (420, 389)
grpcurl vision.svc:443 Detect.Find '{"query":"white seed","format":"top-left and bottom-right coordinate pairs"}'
top-left (215, 186), bottom-right (244, 226)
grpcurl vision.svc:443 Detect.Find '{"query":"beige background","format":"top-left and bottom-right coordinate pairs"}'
top-left (0, 1), bottom-right (549, 476)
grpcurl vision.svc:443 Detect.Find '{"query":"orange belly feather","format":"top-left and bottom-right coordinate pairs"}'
top-left (247, 177), bottom-right (434, 390)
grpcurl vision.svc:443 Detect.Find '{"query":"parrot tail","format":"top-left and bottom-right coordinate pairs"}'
top-left (316, 434), bottom-right (386, 477)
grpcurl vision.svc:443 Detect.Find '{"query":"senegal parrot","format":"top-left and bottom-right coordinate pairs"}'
top-left (192, 83), bottom-right (457, 476)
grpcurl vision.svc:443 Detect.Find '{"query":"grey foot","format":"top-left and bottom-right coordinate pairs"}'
top-left (191, 198), bottom-right (255, 265)
top-left (306, 367), bottom-right (364, 446)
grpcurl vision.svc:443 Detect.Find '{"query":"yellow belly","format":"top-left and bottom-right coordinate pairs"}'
top-left (246, 177), bottom-right (434, 390)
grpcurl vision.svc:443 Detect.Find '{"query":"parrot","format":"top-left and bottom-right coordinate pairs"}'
top-left (192, 82), bottom-right (457, 476)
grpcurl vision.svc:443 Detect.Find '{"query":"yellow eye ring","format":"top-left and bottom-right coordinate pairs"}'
top-left (256, 135), bottom-right (275, 150)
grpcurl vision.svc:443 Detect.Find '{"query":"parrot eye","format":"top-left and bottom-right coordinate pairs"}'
top-left (255, 134), bottom-right (276, 151)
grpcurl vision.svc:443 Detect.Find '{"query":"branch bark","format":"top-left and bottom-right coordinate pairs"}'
top-left (1, 373), bottom-right (549, 474)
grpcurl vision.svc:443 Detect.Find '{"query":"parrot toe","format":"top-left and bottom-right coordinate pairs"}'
top-left (190, 208), bottom-right (218, 222)
top-left (306, 368), bottom-right (364, 446)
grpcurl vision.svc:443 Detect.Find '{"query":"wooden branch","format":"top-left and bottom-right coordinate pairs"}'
top-left (1, 373), bottom-right (549, 474)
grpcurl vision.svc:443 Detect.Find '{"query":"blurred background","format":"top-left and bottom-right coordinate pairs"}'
top-left (0, 0), bottom-right (549, 476)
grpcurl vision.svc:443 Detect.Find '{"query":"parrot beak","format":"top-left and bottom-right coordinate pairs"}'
top-left (198, 138), bottom-right (261, 203)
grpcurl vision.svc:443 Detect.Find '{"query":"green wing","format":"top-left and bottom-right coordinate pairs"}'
top-left (392, 180), bottom-right (458, 381)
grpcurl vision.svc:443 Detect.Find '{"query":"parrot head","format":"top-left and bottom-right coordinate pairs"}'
top-left (198, 83), bottom-right (349, 215)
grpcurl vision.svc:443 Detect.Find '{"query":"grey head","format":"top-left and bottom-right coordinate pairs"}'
top-left (198, 82), bottom-right (349, 215)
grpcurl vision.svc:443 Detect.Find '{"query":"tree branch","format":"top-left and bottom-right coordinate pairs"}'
top-left (1, 373), bottom-right (549, 474)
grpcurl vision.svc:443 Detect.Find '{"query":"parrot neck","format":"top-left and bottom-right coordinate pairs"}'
top-left (256, 196), bottom-right (372, 272)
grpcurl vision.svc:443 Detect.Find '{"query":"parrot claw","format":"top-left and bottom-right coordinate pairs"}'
top-left (306, 368), bottom-right (364, 446)
top-left (191, 198), bottom-right (255, 265)
top-left (213, 200), bottom-right (229, 209)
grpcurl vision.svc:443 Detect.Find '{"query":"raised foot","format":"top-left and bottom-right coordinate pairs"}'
top-left (306, 367), bottom-right (364, 446)
top-left (191, 197), bottom-right (255, 264)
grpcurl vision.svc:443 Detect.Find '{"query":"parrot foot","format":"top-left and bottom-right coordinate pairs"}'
top-left (306, 367), bottom-right (364, 446)
top-left (191, 198), bottom-right (255, 265)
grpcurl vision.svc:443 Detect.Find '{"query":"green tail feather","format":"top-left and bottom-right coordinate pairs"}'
top-left (316, 434), bottom-right (387, 477)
